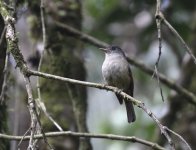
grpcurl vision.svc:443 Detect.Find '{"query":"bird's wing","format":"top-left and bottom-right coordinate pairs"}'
top-left (128, 67), bottom-right (134, 97)
top-left (115, 94), bottom-right (124, 104)
top-left (125, 66), bottom-right (136, 123)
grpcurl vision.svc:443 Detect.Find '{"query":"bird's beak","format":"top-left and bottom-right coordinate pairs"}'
top-left (99, 48), bottom-right (108, 53)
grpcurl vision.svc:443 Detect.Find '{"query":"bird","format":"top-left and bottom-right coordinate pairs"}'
top-left (100, 45), bottom-right (136, 123)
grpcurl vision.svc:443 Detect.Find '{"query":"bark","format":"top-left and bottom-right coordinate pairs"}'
top-left (27, 0), bottom-right (92, 149)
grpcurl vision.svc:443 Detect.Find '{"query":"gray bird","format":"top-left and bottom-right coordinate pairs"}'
top-left (100, 45), bottom-right (136, 123)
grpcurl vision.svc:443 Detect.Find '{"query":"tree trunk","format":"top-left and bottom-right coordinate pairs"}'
top-left (27, 0), bottom-right (92, 149)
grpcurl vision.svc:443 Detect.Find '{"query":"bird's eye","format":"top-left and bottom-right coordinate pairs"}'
top-left (111, 47), bottom-right (116, 51)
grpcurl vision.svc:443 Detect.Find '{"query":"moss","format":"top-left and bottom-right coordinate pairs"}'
top-left (0, 1), bottom-right (9, 20)
top-left (28, 0), bottom-right (92, 149)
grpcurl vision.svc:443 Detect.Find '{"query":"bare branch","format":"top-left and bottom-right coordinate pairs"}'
top-left (155, 0), bottom-right (162, 67)
top-left (0, 26), bottom-right (6, 47)
top-left (26, 1), bottom-right (55, 149)
top-left (0, 131), bottom-right (165, 150)
top-left (28, 69), bottom-right (181, 149)
top-left (37, 0), bottom-right (63, 132)
top-left (55, 21), bottom-right (109, 48)
top-left (164, 127), bottom-right (192, 150)
top-left (0, 53), bottom-right (9, 104)
top-left (0, 4), bottom-right (39, 148)
top-left (23, 76), bottom-right (37, 149)
top-left (40, 0), bottom-right (47, 50)
top-left (36, 0), bottom-right (46, 108)
top-left (18, 127), bottom-right (31, 148)
top-left (158, 13), bottom-right (196, 64)
top-left (153, 66), bottom-right (165, 102)
top-left (154, 0), bottom-right (165, 102)
top-left (35, 99), bottom-right (63, 131)
top-left (139, 103), bottom-right (175, 150)
top-left (29, 69), bottom-right (141, 104)
top-left (154, 0), bottom-right (196, 64)
top-left (127, 57), bottom-right (196, 105)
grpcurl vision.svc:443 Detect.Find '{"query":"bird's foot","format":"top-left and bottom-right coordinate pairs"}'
top-left (117, 89), bottom-right (123, 95)
top-left (102, 83), bottom-right (109, 91)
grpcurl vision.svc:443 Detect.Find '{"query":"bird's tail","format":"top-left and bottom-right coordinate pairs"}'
top-left (125, 100), bottom-right (136, 123)
top-left (116, 94), bottom-right (136, 123)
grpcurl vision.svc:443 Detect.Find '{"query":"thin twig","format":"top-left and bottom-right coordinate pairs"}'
top-left (160, 13), bottom-right (196, 64)
top-left (0, 53), bottom-right (9, 104)
top-left (155, 0), bottom-right (196, 64)
top-left (35, 99), bottom-right (63, 131)
top-left (33, 105), bottom-right (53, 150)
top-left (0, 131), bottom-right (165, 150)
top-left (1, 11), bottom-right (39, 149)
top-left (17, 127), bottom-right (31, 148)
top-left (23, 76), bottom-right (38, 150)
top-left (11, 86), bottom-right (20, 149)
top-left (154, 0), bottom-right (165, 102)
top-left (29, 1), bottom-right (54, 149)
top-left (36, 0), bottom-right (46, 110)
top-left (38, 0), bottom-right (63, 134)
top-left (55, 21), bottom-right (108, 48)
top-left (54, 21), bottom-right (196, 106)
top-left (127, 57), bottom-right (196, 105)
top-left (154, 66), bottom-right (165, 102)
top-left (0, 26), bottom-right (6, 46)
top-left (155, 0), bottom-right (162, 68)
top-left (164, 127), bottom-right (192, 150)
top-left (38, 0), bottom-right (61, 130)
top-left (40, 0), bottom-right (47, 51)
top-left (0, 3), bottom-right (55, 149)
top-left (139, 103), bottom-right (175, 150)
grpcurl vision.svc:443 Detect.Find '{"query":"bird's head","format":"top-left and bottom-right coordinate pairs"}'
top-left (99, 45), bottom-right (124, 55)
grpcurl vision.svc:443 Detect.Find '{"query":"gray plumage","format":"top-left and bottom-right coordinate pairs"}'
top-left (101, 46), bottom-right (136, 123)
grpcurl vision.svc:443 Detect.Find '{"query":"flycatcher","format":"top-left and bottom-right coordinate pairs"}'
top-left (101, 45), bottom-right (136, 123)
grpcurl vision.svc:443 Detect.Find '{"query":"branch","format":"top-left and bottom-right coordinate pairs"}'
top-left (127, 57), bottom-right (196, 105)
top-left (0, 131), bottom-right (165, 150)
top-left (23, 76), bottom-right (38, 149)
top-left (33, 0), bottom-right (62, 148)
top-left (29, 69), bottom-right (141, 104)
top-left (0, 2), bottom-right (39, 149)
top-left (155, 0), bottom-right (162, 67)
top-left (0, 26), bottom-right (6, 47)
top-left (35, 99), bottom-right (63, 131)
top-left (154, 0), bottom-right (165, 102)
top-left (139, 103), bottom-right (174, 149)
top-left (164, 127), bottom-right (192, 150)
top-left (28, 69), bottom-right (177, 149)
top-left (157, 13), bottom-right (196, 64)
top-left (0, 53), bottom-right (9, 104)
top-left (55, 21), bottom-right (108, 48)
top-left (54, 21), bottom-right (196, 106)
top-left (36, 0), bottom-right (63, 132)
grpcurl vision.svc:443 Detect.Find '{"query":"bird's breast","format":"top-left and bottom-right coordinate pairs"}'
top-left (102, 54), bottom-right (130, 89)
